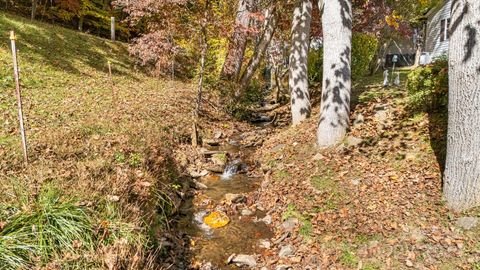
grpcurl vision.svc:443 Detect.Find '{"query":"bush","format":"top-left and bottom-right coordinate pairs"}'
top-left (351, 33), bottom-right (378, 78)
top-left (308, 48), bottom-right (323, 84)
top-left (406, 57), bottom-right (448, 112)
top-left (307, 33), bottom-right (378, 84)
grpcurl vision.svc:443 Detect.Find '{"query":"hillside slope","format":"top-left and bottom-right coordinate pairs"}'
top-left (0, 13), bottom-right (196, 269)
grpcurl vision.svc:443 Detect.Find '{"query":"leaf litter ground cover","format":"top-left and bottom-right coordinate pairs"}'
top-left (251, 77), bottom-right (480, 269)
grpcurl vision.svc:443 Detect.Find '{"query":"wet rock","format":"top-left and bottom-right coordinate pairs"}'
top-left (279, 245), bottom-right (295, 258)
top-left (205, 165), bottom-right (223, 173)
top-left (275, 265), bottom-right (292, 270)
top-left (259, 239), bottom-right (271, 249)
top-left (211, 153), bottom-right (228, 167)
top-left (188, 169), bottom-right (209, 178)
top-left (229, 254), bottom-right (257, 268)
top-left (225, 193), bottom-right (247, 204)
top-left (261, 215), bottom-right (272, 225)
top-left (282, 218), bottom-right (298, 232)
top-left (192, 180), bottom-right (208, 190)
top-left (456, 217), bottom-right (479, 230)
top-left (241, 209), bottom-right (254, 216)
top-left (346, 136), bottom-right (363, 147)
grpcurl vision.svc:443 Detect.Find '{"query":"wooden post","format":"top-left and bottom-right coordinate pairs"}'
top-left (110, 17), bottom-right (115, 41)
top-left (10, 31), bottom-right (28, 164)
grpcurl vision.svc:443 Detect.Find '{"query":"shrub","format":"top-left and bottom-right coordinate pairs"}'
top-left (308, 48), bottom-right (323, 84)
top-left (406, 57), bottom-right (448, 112)
top-left (351, 33), bottom-right (378, 78)
top-left (307, 33), bottom-right (378, 84)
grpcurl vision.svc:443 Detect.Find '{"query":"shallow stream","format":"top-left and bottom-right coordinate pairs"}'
top-left (177, 131), bottom-right (273, 268)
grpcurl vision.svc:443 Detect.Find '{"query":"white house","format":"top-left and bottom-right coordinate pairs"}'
top-left (420, 0), bottom-right (452, 64)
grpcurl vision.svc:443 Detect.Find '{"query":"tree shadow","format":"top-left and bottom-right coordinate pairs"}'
top-left (427, 109), bottom-right (447, 176)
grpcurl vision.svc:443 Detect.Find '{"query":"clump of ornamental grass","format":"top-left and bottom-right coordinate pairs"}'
top-left (0, 185), bottom-right (94, 266)
top-left (0, 233), bottom-right (36, 270)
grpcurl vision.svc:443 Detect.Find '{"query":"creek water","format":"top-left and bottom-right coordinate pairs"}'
top-left (176, 133), bottom-right (273, 268)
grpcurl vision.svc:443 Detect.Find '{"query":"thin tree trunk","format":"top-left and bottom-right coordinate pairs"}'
top-left (238, 5), bottom-right (278, 96)
top-left (289, 0), bottom-right (313, 125)
top-left (443, 0), bottom-right (480, 211)
top-left (221, 0), bottom-right (252, 80)
top-left (78, 15), bottom-right (84, 31)
top-left (317, 0), bottom-right (352, 147)
top-left (31, 0), bottom-right (37, 20)
top-left (192, 2), bottom-right (209, 147)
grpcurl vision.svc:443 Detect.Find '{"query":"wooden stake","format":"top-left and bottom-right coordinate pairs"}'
top-left (10, 30), bottom-right (28, 164)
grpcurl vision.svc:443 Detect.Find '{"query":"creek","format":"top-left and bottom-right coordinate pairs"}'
top-left (176, 128), bottom-right (273, 268)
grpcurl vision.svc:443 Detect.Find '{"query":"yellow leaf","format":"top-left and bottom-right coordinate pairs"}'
top-left (203, 211), bottom-right (230, 228)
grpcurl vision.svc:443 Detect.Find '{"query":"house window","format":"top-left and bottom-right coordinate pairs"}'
top-left (440, 18), bottom-right (450, 42)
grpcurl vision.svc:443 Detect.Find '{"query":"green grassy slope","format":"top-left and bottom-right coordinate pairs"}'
top-left (0, 12), bottom-right (194, 269)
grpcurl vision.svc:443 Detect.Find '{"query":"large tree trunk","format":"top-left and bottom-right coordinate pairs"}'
top-left (238, 5), bottom-right (278, 96)
top-left (317, 0), bottom-right (352, 147)
top-left (443, 0), bottom-right (480, 212)
top-left (289, 0), bottom-right (312, 125)
top-left (221, 0), bottom-right (252, 80)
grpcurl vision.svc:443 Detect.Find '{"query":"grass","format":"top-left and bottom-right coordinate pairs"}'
top-left (0, 185), bottom-right (93, 268)
top-left (0, 12), bottom-right (194, 268)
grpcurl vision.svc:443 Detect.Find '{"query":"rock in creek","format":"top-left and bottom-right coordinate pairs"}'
top-left (205, 165), bottom-right (224, 173)
top-left (227, 254), bottom-right (257, 268)
top-left (225, 193), bottom-right (247, 204)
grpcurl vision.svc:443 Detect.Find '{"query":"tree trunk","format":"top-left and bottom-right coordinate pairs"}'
top-left (289, 0), bottom-right (312, 125)
top-left (221, 0), bottom-right (252, 80)
top-left (31, 0), bottom-right (37, 20)
top-left (317, 0), bottom-right (352, 147)
top-left (78, 15), bottom-right (84, 31)
top-left (443, 0), bottom-right (480, 211)
top-left (238, 5), bottom-right (278, 96)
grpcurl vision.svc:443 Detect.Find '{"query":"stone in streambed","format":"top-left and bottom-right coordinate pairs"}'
top-left (228, 254), bottom-right (257, 268)
top-left (241, 209), bottom-right (254, 216)
top-left (225, 193), bottom-right (247, 204)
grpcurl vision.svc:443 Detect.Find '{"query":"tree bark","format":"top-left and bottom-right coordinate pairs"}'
top-left (238, 5), bottom-right (278, 96)
top-left (443, 0), bottom-right (480, 211)
top-left (289, 0), bottom-right (312, 125)
top-left (31, 0), bottom-right (37, 20)
top-left (317, 0), bottom-right (352, 147)
top-left (221, 0), bottom-right (252, 80)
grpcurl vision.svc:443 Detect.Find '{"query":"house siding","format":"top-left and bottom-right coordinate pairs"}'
top-left (425, 0), bottom-right (452, 60)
